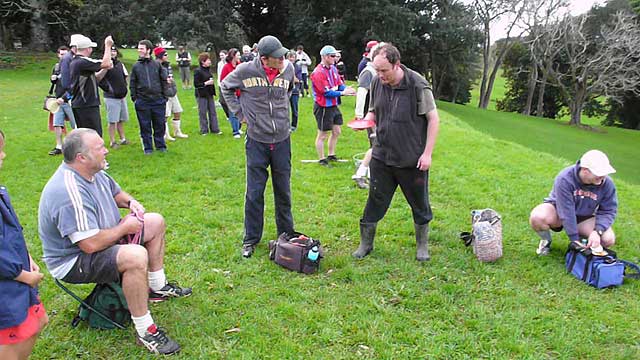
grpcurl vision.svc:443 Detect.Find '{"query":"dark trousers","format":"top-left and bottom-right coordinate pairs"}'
top-left (290, 93), bottom-right (299, 129)
top-left (134, 98), bottom-right (166, 153)
top-left (218, 86), bottom-right (230, 119)
top-left (197, 96), bottom-right (219, 134)
top-left (244, 137), bottom-right (294, 246)
top-left (301, 73), bottom-right (309, 95)
top-left (72, 106), bottom-right (102, 137)
top-left (362, 157), bottom-right (433, 225)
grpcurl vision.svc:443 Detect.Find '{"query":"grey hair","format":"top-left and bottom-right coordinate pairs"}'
top-left (62, 128), bottom-right (96, 163)
top-left (371, 43), bottom-right (400, 64)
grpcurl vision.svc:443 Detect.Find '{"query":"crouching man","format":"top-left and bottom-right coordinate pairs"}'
top-left (530, 149), bottom-right (617, 255)
top-left (38, 129), bottom-right (191, 355)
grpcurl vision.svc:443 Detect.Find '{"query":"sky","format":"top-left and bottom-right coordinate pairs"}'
top-left (465, 0), bottom-right (608, 41)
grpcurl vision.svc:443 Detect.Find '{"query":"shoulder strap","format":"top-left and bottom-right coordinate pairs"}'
top-left (620, 259), bottom-right (640, 280)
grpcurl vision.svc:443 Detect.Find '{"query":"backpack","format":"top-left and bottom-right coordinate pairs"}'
top-left (565, 241), bottom-right (640, 289)
top-left (269, 232), bottom-right (324, 274)
top-left (71, 281), bottom-right (131, 330)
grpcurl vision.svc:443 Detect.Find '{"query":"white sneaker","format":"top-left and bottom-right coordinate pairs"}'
top-left (238, 129), bottom-right (244, 135)
top-left (536, 240), bottom-right (551, 255)
top-left (233, 134), bottom-right (241, 139)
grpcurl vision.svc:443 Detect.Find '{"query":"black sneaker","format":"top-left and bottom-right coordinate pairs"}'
top-left (318, 158), bottom-right (329, 166)
top-left (48, 148), bottom-right (62, 156)
top-left (149, 281), bottom-right (193, 302)
top-left (327, 155), bottom-right (339, 162)
top-left (137, 324), bottom-right (181, 355)
top-left (242, 244), bottom-right (255, 258)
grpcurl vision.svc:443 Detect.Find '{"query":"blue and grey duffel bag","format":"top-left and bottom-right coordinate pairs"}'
top-left (565, 241), bottom-right (640, 289)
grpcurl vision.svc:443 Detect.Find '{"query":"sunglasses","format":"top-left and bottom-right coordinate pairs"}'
top-left (329, 54), bottom-right (337, 58)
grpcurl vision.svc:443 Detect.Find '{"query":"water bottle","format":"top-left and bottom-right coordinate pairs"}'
top-left (307, 245), bottom-right (319, 261)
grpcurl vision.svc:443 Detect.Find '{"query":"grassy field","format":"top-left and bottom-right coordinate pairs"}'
top-left (1, 52), bottom-right (640, 359)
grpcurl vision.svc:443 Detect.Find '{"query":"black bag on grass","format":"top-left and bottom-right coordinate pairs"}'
top-left (71, 281), bottom-right (130, 330)
top-left (269, 232), bottom-right (324, 274)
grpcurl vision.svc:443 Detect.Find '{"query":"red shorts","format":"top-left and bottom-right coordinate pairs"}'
top-left (0, 302), bottom-right (46, 345)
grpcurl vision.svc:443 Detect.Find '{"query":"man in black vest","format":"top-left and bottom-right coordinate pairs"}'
top-left (352, 43), bottom-right (440, 262)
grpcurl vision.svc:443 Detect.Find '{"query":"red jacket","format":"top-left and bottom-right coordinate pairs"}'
top-left (310, 64), bottom-right (345, 107)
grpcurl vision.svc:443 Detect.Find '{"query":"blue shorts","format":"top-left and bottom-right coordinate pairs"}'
top-left (53, 102), bottom-right (76, 128)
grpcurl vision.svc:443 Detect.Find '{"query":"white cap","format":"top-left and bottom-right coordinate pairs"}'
top-left (580, 150), bottom-right (616, 177)
top-left (74, 35), bottom-right (97, 49)
top-left (69, 34), bottom-right (83, 47)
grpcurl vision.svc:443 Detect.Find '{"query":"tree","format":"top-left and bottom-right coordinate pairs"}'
top-left (537, 11), bottom-right (640, 126)
top-left (474, 0), bottom-right (527, 109)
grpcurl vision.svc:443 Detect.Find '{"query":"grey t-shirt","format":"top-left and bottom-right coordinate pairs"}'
top-left (38, 163), bottom-right (122, 278)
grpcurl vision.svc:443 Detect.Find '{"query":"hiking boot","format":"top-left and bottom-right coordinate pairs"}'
top-left (242, 244), bottom-right (255, 258)
top-left (137, 324), bottom-right (181, 355)
top-left (327, 155), bottom-right (339, 162)
top-left (48, 148), bottom-right (62, 156)
top-left (318, 158), bottom-right (329, 167)
top-left (149, 281), bottom-right (193, 302)
top-left (536, 239), bottom-right (551, 256)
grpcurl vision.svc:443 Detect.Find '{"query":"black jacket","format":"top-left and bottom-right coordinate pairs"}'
top-left (160, 61), bottom-right (177, 98)
top-left (193, 66), bottom-right (216, 98)
top-left (100, 59), bottom-right (128, 99)
top-left (129, 57), bottom-right (167, 102)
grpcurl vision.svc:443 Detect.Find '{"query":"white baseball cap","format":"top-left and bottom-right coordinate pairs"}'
top-left (74, 35), bottom-right (97, 49)
top-left (580, 150), bottom-right (616, 177)
top-left (69, 34), bottom-right (83, 47)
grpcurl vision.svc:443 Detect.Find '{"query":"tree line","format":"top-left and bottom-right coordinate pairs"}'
top-left (2, 0), bottom-right (640, 129)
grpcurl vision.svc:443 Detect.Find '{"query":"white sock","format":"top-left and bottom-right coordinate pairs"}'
top-left (148, 269), bottom-right (167, 291)
top-left (132, 311), bottom-right (155, 337)
top-left (356, 164), bottom-right (369, 178)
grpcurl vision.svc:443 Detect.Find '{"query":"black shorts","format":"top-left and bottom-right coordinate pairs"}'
top-left (313, 104), bottom-right (343, 131)
top-left (551, 216), bottom-right (594, 232)
top-left (61, 245), bottom-right (121, 284)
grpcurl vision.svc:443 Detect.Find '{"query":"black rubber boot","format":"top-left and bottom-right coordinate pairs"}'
top-left (352, 221), bottom-right (376, 259)
top-left (415, 223), bottom-right (431, 261)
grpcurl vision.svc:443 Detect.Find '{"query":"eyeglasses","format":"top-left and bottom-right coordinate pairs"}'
top-left (329, 54), bottom-right (337, 58)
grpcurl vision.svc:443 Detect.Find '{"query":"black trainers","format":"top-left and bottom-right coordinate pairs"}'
top-left (137, 324), bottom-right (181, 355)
top-left (149, 281), bottom-right (193, 302)
top-left (242, 244), bottom-right (255, 258)
top-left (318, 158), bottom-right (329, 166)
top-left (48, 148), bottom-right (62, 156)
top-left (327, 155), bottom-right (339, 162)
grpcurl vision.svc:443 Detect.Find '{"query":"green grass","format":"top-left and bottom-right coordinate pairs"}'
top-left (1, 54), bottom-right (640, 358)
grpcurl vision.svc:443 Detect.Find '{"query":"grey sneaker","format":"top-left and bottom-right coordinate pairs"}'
top-left (353, 177), bottom-right (369, 189)
top-left (242, 244), bottom-right (255, 258)
top-left (137, 325), bottom-right (181, 355)
top-left (536, 239), bottom-right (551, 255)
top-left (149, 281), bottom-right (192, 302)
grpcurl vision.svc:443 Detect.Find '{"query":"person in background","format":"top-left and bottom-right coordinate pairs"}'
top-left (48, 45), bottom-right (77, 156)
top-left (217, 50), bottom-right (231, 120)
top-left (335, 52), bottom-right (347, 82)
top-left (155, 47), bottom-right (188, 141)
top-left (193, 52), bottom-right (221, 135)
top-left (129, 40), bottom-right (168, 155)
top-left (100, 46), bottom-right (130, 149)
top-left (240, 45), bottom-right (254, 63)
top-left (0, 130), bottom-right (49, 360)
top-left (357, 40), bottom-right (378, 76)
top-left (219, 48), bottom-right (242, 138)
top-left (287, 50), bottom-right (302, 132)
top-left (310, 45), bottom-right (356, 166)
top-left (176, 46), bottom-right (192, 89)
top-left (295, 45), bottom-right (312, 97)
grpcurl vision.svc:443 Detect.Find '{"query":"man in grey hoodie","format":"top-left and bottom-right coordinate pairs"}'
top-left (221, 35), bottom-right (295, 258)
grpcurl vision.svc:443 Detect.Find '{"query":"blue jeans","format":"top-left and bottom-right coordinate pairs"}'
top-left (134, 98), bottom-right (167, 153)
top-left (289, 93), bottom-right (299, 129)
top-left (244, 137), bottom-right (294, 246)
top-left (229, 113), bottom-right (240, 135)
